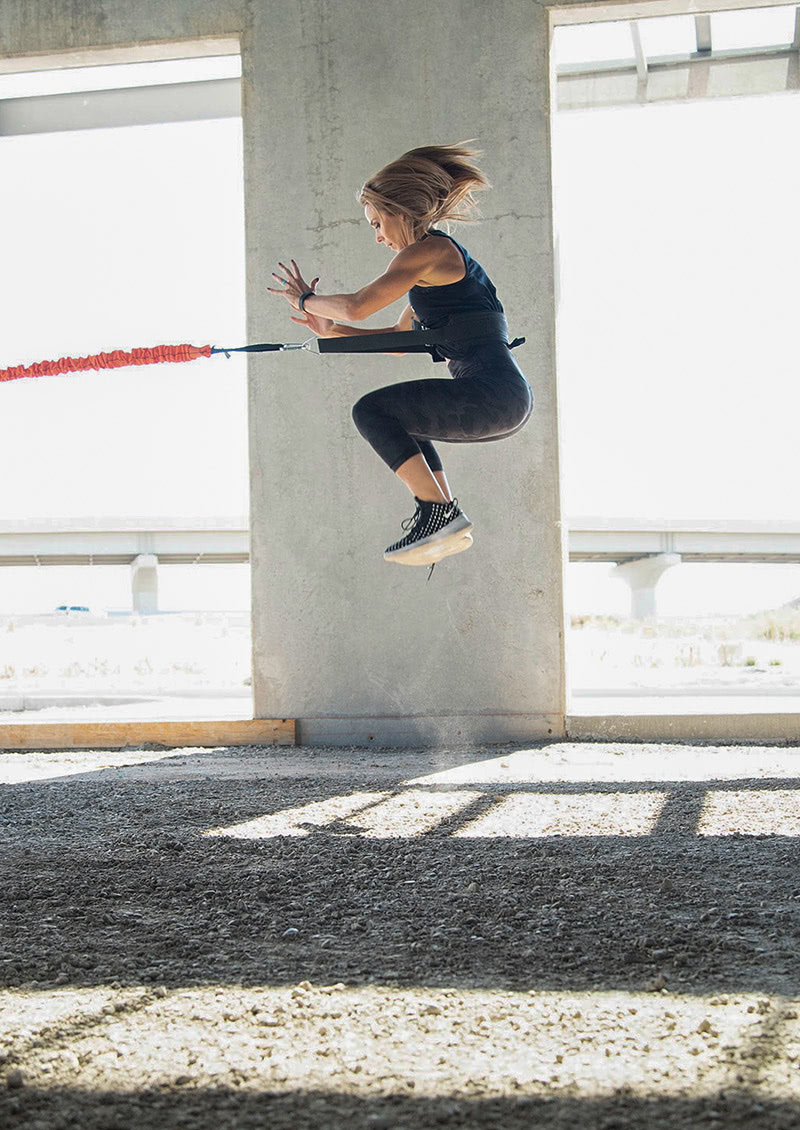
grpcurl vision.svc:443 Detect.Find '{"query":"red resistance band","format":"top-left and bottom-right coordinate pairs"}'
top-left (0, 343), bottom-right (212, 384)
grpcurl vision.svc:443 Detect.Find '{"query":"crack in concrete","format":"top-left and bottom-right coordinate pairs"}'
top-left (487, 212), bottom-right (543, 223)
top-left (305, 218), bottom-right (362, 234)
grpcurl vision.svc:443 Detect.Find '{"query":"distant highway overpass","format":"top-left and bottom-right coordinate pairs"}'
top-left (0, 518), bottom-right (249, 567)
top-left (2, 517), bottom-right (799, 616)
top-left (568, 518), bottom-right (800, 618)
top-left (568, 518), bottom-right (800, 565)
top-left (0, 518), bottom-right (249, 613)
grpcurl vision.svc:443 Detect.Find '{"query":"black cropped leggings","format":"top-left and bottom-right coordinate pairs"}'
top-left (351, 342), bottom-right (533, 474)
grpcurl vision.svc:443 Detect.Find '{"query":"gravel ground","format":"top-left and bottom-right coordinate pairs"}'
top-left (2, 740), bottom-right (800, 1129)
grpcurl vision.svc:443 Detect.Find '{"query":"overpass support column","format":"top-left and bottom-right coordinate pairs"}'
top-left (131, 554), bottom-right (159, 614)
top-left (612, 553), bottom-right (681, 619)
top-left (245, 1), bottom-right (566, 743)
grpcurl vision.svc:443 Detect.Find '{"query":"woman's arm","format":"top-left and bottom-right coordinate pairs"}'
top-left (292, 304), bottom-right (414, 355)
top-left (318, 305), bottom-right (414, 338)
top-left (271, 245), bottom-right (437, 322)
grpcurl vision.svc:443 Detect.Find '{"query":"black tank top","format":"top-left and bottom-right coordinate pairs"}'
top-left (408, 230), bottom-right (504, 330)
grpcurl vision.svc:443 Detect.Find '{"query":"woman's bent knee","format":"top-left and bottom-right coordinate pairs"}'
top-left (351, 390), bottom-right (380, 437)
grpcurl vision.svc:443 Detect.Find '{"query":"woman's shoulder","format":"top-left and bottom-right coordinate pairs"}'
top-left (422, 228), bottom-right (470, 254)
top-left (410, 230), bottom-right (467, 288)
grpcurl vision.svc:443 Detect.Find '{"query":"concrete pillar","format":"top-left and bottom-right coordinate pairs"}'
top-left (246, 0), bottom-right (565, 745)
top-left (131, 554), bottom-right (158, 615)
top-left (612, 553), bottom-right (681, 619)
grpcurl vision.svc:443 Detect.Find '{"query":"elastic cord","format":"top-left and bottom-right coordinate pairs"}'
top-left (0, 343), bottom-right (211, 383)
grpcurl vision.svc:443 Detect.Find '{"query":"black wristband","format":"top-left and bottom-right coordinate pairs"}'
top-left (298, 291), bottom-right (315, 313)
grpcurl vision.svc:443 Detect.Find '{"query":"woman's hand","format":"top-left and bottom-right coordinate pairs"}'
top-left (269, 259), bottom-right (335, 337)
top-left (268, 259), bottom-right (317, 310)
top-left (290, 307), bottom-right (335, 337)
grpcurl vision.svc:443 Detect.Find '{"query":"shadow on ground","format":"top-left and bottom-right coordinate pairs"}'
top-left (2, 742), bottom-right (800, 1129)
top-left (3, 1087), bottom-right (799, 1130)
top-left (1, 744), bottom-right (799, 995)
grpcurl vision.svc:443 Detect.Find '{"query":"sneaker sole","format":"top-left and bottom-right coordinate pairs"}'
top-left (385, 529), bottom-right (474, 566)
top-left (384, 513), bottom-right (472, 564)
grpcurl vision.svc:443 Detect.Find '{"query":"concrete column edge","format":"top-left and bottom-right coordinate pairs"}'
top-left (295, 714), bottom-right (566, 747)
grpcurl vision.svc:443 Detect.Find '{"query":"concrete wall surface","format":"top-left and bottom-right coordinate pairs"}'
top-left (1, 0), bottom-right (579, 745)
top-left (244, 0), bottom-right (564, 745)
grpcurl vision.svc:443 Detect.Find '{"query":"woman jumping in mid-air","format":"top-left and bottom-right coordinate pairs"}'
top-left (269, 142), bottom-right (533, 567)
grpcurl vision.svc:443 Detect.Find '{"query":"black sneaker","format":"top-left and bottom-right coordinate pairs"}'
top-left (384, 498), bottom-right (473, 566)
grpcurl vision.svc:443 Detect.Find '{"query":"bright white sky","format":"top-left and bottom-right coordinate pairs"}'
top-left (553, 92), bottom-right (800, 522)
top-left (0, 117), bottom-right (248, 521)
top-left (0, 104), bottom-right (249, 611)
top-left (552, 88), bottom-right (800, 615)
top-left (1, 52), bottom-right (799, 615)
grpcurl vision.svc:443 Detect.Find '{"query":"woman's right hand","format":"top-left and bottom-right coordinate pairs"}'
top-left (290, 308), bottom-right (335, 338)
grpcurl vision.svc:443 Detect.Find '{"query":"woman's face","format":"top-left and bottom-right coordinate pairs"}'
top-left (364, 203), bottom-right (411, 252)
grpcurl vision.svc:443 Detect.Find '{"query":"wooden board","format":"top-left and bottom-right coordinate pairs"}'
top-left (0, 718), bottom-right (295, 751)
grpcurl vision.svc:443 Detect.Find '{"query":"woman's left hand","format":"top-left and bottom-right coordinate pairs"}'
top-left (268, 259), bottom-right (318, 310)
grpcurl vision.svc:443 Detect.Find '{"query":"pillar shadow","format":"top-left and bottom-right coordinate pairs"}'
top-left (1, 1085), bottom-right (798, 1130)
top-left (1, 757), bottom-right (799, 995)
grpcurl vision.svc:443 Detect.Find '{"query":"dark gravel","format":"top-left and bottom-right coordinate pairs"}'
top-left (1, 740), bottom-right (800, 1129)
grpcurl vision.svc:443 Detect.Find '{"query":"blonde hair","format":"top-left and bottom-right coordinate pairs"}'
top-left (358, 142), bottom-right (489, 241)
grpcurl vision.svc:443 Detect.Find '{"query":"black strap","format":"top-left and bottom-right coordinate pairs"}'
top-left (318, 310), bottom-right (523, 358)
top-left (320, 334), bottom-right (437, 356)
top-left (210, 312), bottom-right (526, 360)
top-left (210, 343), bottom-right (283, 354)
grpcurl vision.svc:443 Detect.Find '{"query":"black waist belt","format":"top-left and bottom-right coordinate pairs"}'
top-left (318, 310), bottom-right (525, 361)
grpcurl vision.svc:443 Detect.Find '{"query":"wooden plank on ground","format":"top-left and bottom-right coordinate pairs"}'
top-left (0, 718), bottom-right (295, 751)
